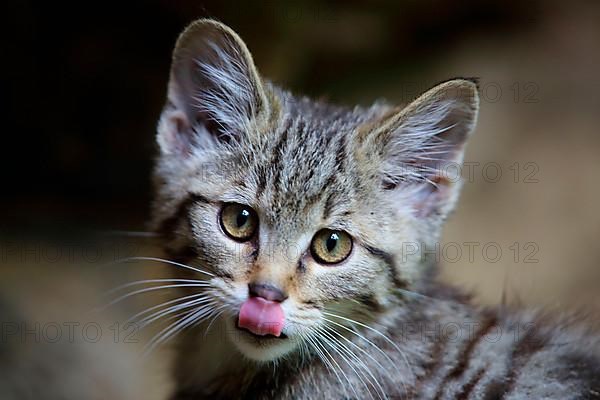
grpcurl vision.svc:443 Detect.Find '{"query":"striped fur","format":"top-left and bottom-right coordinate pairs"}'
top-left (152, 19), bottom-right (600, 399)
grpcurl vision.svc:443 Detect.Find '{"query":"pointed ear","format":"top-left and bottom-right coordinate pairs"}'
top-left (157, 19), bottom-right (268, 156)
top-left (366, 79), bottom-right (479, 218)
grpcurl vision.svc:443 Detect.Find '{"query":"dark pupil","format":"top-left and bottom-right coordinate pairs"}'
top-left (326, 233), bottom-right (339, 252)
top-left (236, 209), bottom-right (250, 228)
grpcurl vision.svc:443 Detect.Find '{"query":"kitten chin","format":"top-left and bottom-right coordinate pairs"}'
top-left (225, 316), bottom-right (298, 362)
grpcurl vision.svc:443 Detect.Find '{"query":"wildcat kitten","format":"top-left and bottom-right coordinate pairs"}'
top-left (152, 19), bottom-right (600, 399)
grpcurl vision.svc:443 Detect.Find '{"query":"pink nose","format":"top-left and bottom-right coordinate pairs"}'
top-left (238, 296), bottom-right (285, 337)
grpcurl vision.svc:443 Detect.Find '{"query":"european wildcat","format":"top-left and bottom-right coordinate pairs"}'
top-left (152, 19), bottom-right (600, 399)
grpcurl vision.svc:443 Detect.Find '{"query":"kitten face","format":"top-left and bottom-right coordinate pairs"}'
top-left (153, 19), bottom-right (479, 361)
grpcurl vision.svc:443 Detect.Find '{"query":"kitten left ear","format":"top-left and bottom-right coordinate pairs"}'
top-left (157, 19), bottom-right (268, 156)
top-left (366, 79), bottom-right (479, 218)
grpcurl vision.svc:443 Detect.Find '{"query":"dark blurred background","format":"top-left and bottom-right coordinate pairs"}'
top-left (1, 0), bottom-right (541, 230)
top-left (2, 0), bottom-right (600, 307)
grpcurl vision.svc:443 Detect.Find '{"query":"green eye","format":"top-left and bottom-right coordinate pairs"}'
top-left (220, 203), bottom-right (258, 241)
top-left (310, 229), bottom-right (353, 264)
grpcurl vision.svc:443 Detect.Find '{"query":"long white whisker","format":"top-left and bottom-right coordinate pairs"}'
top-left (155, 307), bottom-right (198, 324)
top-left (323, 324), bottom-right (399, 395)
top-left (137, 296), bottom-right (213, 328)
top-left (320, 326), bottom-right (388, 400)
top-left (107, 278), bottom-right (210, 295)
top-left (395, 287), bottom-right (441, 303)
top-left (143, 301), bottom-right (217, 356)
top-left (309, 331), bottom-right (359, 399)
top-left (101, 230), bottom-right (160, 238)
top-left (106, 256), bottom-right (215, 277)
top-left (303, 334), bottom-right (350, 399)
top-left (317, 327), bottom-right (379, 400)
top-left (125, 292), bottom-right (208, 325)
top-left (98, 283), bottom-right (210, 311)
top-left (322, 317), bottom-right (399, 371)
top-left (322, 312), bottom-right (416, 384)
top-left (203, 307), bottom-right (226, 335)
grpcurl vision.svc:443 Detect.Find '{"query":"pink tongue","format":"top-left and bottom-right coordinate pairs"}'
top-left (238, 297), bottom-right (285, 337)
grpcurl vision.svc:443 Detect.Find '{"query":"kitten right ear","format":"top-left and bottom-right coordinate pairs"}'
top-left (157, 19), bottom-right (267, 156)
top-left (361, 79), bottom-right (479, 219)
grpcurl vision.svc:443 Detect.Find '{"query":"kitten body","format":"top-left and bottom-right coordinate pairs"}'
top-left (171, 289), bottom-right (600, 399)
top-left (153, 19), bottom-right (600, 399)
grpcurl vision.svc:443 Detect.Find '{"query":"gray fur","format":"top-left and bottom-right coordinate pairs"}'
top-left (152, 19), bottom-right (600, 399)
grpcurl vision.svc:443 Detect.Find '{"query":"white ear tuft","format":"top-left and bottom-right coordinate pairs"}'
top-left (369, 79), bottom-right (479, 217)
top-left (157, 19), bottom-right (266, 156)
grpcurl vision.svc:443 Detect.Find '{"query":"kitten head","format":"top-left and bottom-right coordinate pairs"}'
top-left (153, 19), bottom-right (478, 362)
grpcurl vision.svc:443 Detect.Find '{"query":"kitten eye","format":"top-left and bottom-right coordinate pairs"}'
top-left (220, 203), bottom-right (258, 241)
top-left (310, 229), bottom-right (353, 264)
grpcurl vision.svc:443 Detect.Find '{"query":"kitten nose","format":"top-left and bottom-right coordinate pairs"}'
top-left (248, 282), bottom-right (288, 302)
